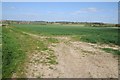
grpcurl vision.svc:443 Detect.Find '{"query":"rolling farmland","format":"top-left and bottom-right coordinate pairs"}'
top-left (2, 2), bottom-right (119, 79)
top-left (2, 23), bottom-right (120, 78)
top-left (13, 24), bottom-right (119, 45)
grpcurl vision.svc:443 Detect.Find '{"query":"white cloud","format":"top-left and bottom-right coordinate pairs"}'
top-left (72, 7), bottom-right (99, 15)
top-left (47, 11), bottom-right (65, 15)
top-left (4, 6), bottom-right (16, 10)
top-left (87, 7), bottom-right (97, 12)
top-left (10, 6), bottom-right (16, 9)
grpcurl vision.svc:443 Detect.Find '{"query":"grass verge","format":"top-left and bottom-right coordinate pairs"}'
top-left (2, 27), bottom-right (26, 78)
top-left (102, 48), bottom-right (120, 55)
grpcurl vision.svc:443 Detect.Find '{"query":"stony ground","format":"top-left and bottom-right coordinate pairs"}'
top-left (14, 31), bottom-right (119, 78)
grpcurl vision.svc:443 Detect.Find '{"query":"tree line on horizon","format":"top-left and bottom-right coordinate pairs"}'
top-left (1, 20), bottom-right (120, 27)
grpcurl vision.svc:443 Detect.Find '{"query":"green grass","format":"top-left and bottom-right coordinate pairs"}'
top-left (2, 27), bottom-right (26, 78)
top-left (46, 38), bottom-right (59, 43)
top-left (0, 26), bottom-right (2, 79)
top-left (102, 48), bottom-right (120, 55)
top-left (13, 24), bottom-right (119, 45)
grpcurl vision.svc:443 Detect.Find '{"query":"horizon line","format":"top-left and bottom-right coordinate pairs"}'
top-left (1, 19), bottom-right (118, 24)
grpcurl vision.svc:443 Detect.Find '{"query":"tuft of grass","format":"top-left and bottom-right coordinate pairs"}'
top-left (102, 48), bottom-right (120, 55)
top-left (46, 50), bottom-right (58, 65)
top-left (48, 60), bottom-right (58, 65)
top-left (47, 38), bottom-right (59, 43)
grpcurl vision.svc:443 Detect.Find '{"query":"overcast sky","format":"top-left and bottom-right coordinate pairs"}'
top-left (2, 2), bottom-right (118, 23)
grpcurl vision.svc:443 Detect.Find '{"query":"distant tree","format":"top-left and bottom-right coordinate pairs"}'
top-left (115, 24), bottom-right (120, 27)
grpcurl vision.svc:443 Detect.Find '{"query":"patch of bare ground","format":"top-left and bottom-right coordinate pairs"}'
top-left (22, 31), bottom-right (118, 78)
top-left (88, 42), bottom-right (119, 50)
top-left (24, 50), bottom-right (59, 78)
top-left (49, 41), bottom-right (118, 78)
top-left (22, 31), bottom-right (71, 42)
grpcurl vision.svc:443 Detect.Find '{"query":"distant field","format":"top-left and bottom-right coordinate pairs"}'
top-left (12, 24), bottom-right (119, 45)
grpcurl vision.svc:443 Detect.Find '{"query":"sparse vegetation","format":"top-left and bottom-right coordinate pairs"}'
top-left (102, 48), bottom-right (120, 55)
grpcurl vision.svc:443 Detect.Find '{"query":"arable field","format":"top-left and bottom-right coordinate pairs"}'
top-left (13, 24), bottom-right (119, 46)
top-left (2, 24), bottom-right (120, 78)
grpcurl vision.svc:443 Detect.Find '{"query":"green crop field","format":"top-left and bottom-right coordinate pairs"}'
top-left (2, 24), bottom-right (120, 78)
top-left (12, 24), bottom-right (119, 45)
